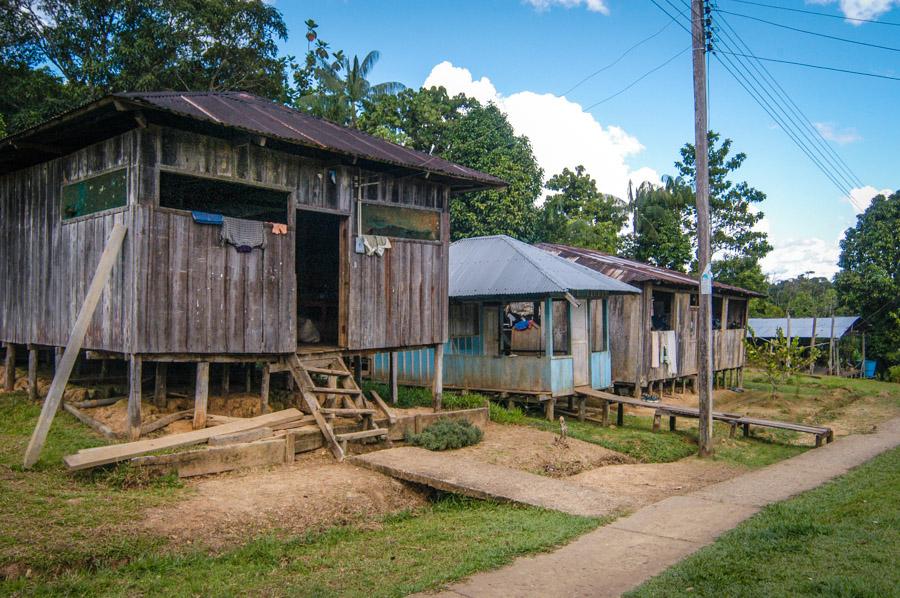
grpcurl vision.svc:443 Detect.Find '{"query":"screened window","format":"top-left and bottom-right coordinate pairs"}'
top-left (61, 168), bottom-right (127, 220)
top-left (360, 203), bottom-right (439, 241)
top-left (159, 172), bottom-right (289, 224)
top-left (590, 299), bottom-right (607, 352)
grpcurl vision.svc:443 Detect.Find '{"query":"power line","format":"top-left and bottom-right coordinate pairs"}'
top-left (562, 19), bottom-right (676, 96)
top-left (650, 0), bottom-right (867, 211)
top-left (713, 8), bottom-right (900, 53)
top-left (583, 46), bottom-right (690, 109)
top-left (723, 0), bottom-right (900, 27)
top-left (712, 51), bottom-right (900, 81)
top-left (711, 6), bottom-right (865, 191)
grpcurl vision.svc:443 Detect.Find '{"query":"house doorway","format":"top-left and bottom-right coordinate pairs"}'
top-left (296, 209), bottom-right (345, 347)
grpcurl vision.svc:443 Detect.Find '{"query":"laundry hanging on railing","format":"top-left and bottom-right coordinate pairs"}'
top-left (269, 222), bottom-right (288, 235)
top-left (361, 234), bottom-right (392, 257)
top-left (220, 217), bottom-right (266, 252)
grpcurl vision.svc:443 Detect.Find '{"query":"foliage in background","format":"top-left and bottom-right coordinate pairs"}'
top-left (0, 0), bottom-right (292, 132)
top-left (406, 419), bottom-right (483, 451)
top-left (539, 165), bottom-right (628, 253)
top-left (887, 365), bottom-right (900, 384)
top-left (745, 328), bottom-right (819, 398)
top-left (623, 176), bottom-right (694, 270)
top-left (835, 190), bottom-right (900, 372)
top-left (750, 273), bottom-right (840, 318)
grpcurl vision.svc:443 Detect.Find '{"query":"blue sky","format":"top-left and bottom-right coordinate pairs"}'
top-left (279, 0), bottom-right (899, 279)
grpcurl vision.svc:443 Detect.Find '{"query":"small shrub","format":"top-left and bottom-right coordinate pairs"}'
top-left (489, 402), bottom-right (527, 425)
top-left (887, 365), bottom-right (900, 384)
top-left (443, 392), bottom-right (490, 411)
top-left (406, 419), bottom-right (483, 451)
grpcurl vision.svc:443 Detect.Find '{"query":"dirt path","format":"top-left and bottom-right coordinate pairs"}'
top-left (416, 417), bottom-right (900, 598)
top-left (139, 450), bottom-right (427, 549)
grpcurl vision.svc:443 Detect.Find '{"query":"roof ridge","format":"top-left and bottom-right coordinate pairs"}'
top-left (500, 236), bottom-right (577, 294)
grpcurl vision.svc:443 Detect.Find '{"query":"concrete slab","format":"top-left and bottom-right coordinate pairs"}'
top-left (352, 446), bottom-right (626, 518)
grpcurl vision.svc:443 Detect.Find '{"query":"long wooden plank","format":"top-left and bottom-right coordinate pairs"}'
top-left (63, 408), bottom-right (303, 470)
top-left (131, 438), bottom-right (287, 478)
top-left (62, 403), bottom-right (119, 440)
top-left (24, 223), bottom-right (128, 468)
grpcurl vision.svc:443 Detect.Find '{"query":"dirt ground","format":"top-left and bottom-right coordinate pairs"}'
top-left (139, 449), bottom-right (428, 549)
top-left (452, 422), bottom-right (634, 477)
top-left (570, 457), bottom-right (742, 511)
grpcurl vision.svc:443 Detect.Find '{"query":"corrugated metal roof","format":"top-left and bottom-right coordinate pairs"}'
top-left (537, 242), bottom-right (763, 297)
top-left (747, 317), bottom-right (860, 339)
top-left (0, 91), bottom-right (506, 189)
top-left (450, 235), bottom-right (640, 299)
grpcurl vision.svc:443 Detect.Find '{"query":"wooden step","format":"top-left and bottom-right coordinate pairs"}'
top-left (335, 428), bottom-right (388, 441)
top-left (311, 387), bottom-right (360, 395)
top-left (305, 366), bottom-right (351, 377)
top-left (319, 408), bottom-right (376, 416)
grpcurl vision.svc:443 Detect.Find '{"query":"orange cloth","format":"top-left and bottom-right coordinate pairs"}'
top-left (269, 222), bottom-right (288, 235)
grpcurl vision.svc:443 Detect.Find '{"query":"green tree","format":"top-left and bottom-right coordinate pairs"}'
top-left (765, 274), bottom-right (838, 317)
top-left (624, 177), bottom-right (694, 270)
top-left (1, 0), bottom-right (291, 133)
top-left (363, 88), bottom-right (544, 241)
top-left (745, 327), bottom-right (819, 398)
top-left (539, 165), bottom-right (627, 253)
top-left (835, 191), bottom-right (900, 371)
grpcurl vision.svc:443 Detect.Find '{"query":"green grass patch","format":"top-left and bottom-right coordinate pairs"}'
top-left (628, 446), bottom-right (900, 597)
top-left (3, 497), bottom-right (603, 597)
top-left (360, 381), bottom-right (489, 412)
top-left (407, 419), bottom-right (484, 451)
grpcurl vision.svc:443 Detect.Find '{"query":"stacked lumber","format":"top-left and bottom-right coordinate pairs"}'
top-left (63, 408), bottom-right (307, 477)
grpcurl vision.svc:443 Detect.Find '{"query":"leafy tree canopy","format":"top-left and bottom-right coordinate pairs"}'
top-left (1, 0), bottom-right (290, 133)
top-left (835, 191), bottom-right (900, 369)
top-left (624, 177), bottom-right (694, 271)
top-left (538, 165), bottom-right (627, 253)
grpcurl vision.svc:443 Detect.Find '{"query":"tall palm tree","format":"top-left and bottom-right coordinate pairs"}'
top-left (298, 50), bottom-right (404, 127)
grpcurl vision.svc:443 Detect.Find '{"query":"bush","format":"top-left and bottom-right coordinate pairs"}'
top-left (489, 401), bottom-right (527, 425)
top-left (406, 419), bottom-right (483, 451)
top-left (887, 365), bottom-right (900, 384)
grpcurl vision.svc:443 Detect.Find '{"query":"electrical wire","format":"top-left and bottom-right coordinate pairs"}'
top-left (562, 19), bottom-right (676, 96)
top-left (712, 51), bottom-right (900, 81)
top-left (713, 8), bottom-right (900, 53)
top-left (583, 46), bottom-right (690, 109)
top-left (723, 0), bottom-right (900, 27)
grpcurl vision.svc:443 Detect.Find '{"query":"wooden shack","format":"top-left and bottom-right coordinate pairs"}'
top-left (372, 235), bottom-right (639, 413)
top-left (0, 91), bottom-right (503, 461)
top-left (538, 243), bottom-right (762, 396)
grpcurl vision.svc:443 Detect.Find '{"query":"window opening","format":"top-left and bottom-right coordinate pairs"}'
top-left (62, 168), bottom-right (127, 220)
top-left (296, 210), bottom-right (343, 346)
top-left (651, 291), bottom-right (675, 331)
top-left (360, 203), bottom-right (439, 241)
top-left (726, 298), bottom-right (747, 329)
top-left (160, 171), bottom-right (289, 223)
top-left (712, 296), bottom-right (723, 330)
top-left (590, 299), bottom-right (607, 352)
top-left (501, 301), bottom-right (541, 356)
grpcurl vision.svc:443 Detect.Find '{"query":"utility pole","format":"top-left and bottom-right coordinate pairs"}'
top-left (692, 0), bottom-right (714, 456)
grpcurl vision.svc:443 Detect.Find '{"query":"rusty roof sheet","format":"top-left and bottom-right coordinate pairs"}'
top-left (450, 236), bottom-right (640, 299)
top-left (536, 243), bottom-right (763, 297)
top-left (0, 91), bottom-right (506, 189)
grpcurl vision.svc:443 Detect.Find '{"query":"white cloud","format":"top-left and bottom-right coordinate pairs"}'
top-left (423, 61), bottom-right (656, 200)
top-left (761, 237), bottom-right (841, 281)
top-left (807, 0), bottom-right (899, 23)
top-left (523, 0), bottom-right (610, 14)
top-left (813, 122), bottom-right (862, 144)
top-left (846, 185), bottom-right (892, 213)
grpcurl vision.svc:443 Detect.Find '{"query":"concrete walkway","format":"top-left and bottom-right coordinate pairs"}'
top-left (352, 446), bottom-right (627, 518)
top-left (415, 417), bottom-right (900, 598)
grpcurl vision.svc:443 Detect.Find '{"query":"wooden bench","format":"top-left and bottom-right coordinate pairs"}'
top-left (733, 416), bottom-right (833, 447)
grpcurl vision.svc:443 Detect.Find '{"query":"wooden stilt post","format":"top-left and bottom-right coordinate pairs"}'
top-left (617, 401), bottom-right (624, 427)
top-left (54, 347), bottom-right (63, 374)
top-left (245, 364), bottom-right (252, 393)
top-left (543, 395), bottom-right (555, 421)
top-left (809, 316), bottom-right (818, 375)
top-left (389, 351), bottom-right (399, 405)
top-left (260, 363), bottom-right (270, 414)
top-left (221, 364), bottom-right (230, 398)
top-left (193, 361), bottom-right (210, 430)
top-left (601, 399), bottom-right (610, 426)
top-left (99, 358), bottom-right (108, 381)
top-left (432, 344), bottom-right (444, 411)
top-left (828, 313), bottom-right (836, 375)
top-left (353, 356), bottom-right (362, 386)
top-left (27, 346), bottom-right (38, 400)
top-left (128, 355), bottom-right (142, 441)
top-left (3, 342), bottom-right (16, 392)
top-left (577, 396), bottom-right (586, 422)
top-left (153, 362), bottom-right (168, 408)
top-left (22, 223), bottom-right (127, 468)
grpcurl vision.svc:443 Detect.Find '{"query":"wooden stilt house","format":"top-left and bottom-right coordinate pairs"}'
top-left (538, 243), bottom-right (762, 396)
top-left (372, 236), bottom-right (640, 407)
top-left (0, 91), bottom-right (503, 461)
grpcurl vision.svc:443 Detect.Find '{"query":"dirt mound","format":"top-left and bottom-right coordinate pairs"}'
top-left (454, 422), bottom-right (634, 478)
top-left (139, 450), bottom-right (427, 549)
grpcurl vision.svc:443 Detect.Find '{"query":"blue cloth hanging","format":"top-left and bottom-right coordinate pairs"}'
top-left (192, 211), bottom-right (224, 225)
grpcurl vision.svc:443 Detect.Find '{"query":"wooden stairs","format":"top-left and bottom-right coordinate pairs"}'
top-left (283, 353), bottom-right (391, 461)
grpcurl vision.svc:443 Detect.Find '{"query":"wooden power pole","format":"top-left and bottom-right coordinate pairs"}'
top-left (692, 0), bottom-right (714, 456)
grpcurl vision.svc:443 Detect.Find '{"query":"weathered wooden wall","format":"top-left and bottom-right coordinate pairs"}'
top-left (0, 132), bottom-right (137, 352)
top-left (608, 293), bottom-right (643, 385)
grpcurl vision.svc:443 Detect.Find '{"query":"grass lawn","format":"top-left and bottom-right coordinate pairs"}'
top-left (0, 390), bottom-right (601, 596)
top-left (628, 446), bottom-right (900, 597)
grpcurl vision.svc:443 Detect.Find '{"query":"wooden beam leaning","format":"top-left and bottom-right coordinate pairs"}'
top-left (23, 223), bottom-right (127, 468)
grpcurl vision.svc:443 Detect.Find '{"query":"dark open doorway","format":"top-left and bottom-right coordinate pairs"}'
top-left (296, 210), bottom-right (344, 346)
